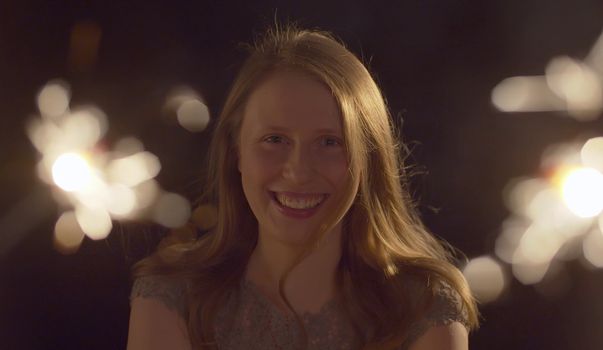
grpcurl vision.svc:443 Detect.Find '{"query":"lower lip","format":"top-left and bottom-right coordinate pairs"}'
top-left (271, 193), bottom-right (326, 219)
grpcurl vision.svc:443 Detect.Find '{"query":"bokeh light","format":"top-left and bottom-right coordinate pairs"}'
top-left (177, 99), bottom-right (211, 132)
top-left (164, 85), bottom-right (211, 132)
top-left (561, 167), bottom-right (603, 218)
top-left (75, 205), bottom-right (112, 240)
top-left (463, 256), bottom-right (507, 303)
top-left (581, 137), bottom-right (603, 172)
top-left (492, 30), bottom-right (603, 121)
top-left (512, 260), bottom-right (551, 285)
top-left (582, 229), bottom-right (603, 268)
top-left (37, 81), bottom-right (71, 118)
top-left (54, 211), bottom-right (85, 254)
top-left (153, 193), bottom-right (191, 228)
top-left (51, 153), bottom-right (93, 192)
top-left (27, 79), bottom-right (197, 252)
top-left (545, 56), bottom-right (602, 120)
top-left (491, 76), bottom-right (563, 112)
top-left (107, 151), bottom-right (161, 187)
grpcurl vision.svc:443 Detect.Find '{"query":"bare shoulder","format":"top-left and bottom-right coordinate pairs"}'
top-left (127, 276), bottom-right (191, 350)
top-left (408, 321), bottom-right (468, 350)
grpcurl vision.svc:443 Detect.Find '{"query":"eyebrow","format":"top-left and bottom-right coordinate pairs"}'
top-left (261, 126), bottom-right (342, 134)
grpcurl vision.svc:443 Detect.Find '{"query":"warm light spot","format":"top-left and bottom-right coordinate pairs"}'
top-left (546, 56), bottom-right (602, 120)
top-left (107, 151), bottom-right (161, 187)
top-left (133, 180), bottom-right (160, 209)
top-left (561, 167), bottom-right (603, 218)
top-left (581, 137), bottom-right (603, 172)
top-left (463, 256), bottom-right (506, 303)
top-left (512, 260), bottom-right (550, 285)
top-left (177, 99), bottom-right (210, 132)
top-left (583, 229), bottom-right (603, 268)
top-left (52, 153), bottom-right (93, 192)
top-left (192, 204), bottom-right (218, 230)
top-left (75, 205), bottom-right (112, 240)
top-left (37, 81), bottom-right (71, 118)
top-left (491, 76), bottom-right (563, 112)
top-left (515, 225), bottom-right (563, 265)
top-left (106, 184), bottom-right (137, 217)
top-left (54, 211), bottom-right (85, 254)
top-left (60, 109), bottom-right (103, 150)
top-left (153, 193), bottom-right (191, 228)
top-left (503, 178), bottom-right (548, 216)
top-left (525, 180), bottom-right (592, 239)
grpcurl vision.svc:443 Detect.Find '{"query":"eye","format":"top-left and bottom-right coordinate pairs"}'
top-left (321, 136), bottom-right (342, 147)
top-left (263, 135), bottom-right (285, 144)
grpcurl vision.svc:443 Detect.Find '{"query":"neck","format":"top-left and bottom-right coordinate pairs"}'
top-left (245, 223), bottom-right (343, 313)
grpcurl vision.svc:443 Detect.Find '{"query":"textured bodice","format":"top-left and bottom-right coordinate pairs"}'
top-left (131, 274), bottom-right (468, 349)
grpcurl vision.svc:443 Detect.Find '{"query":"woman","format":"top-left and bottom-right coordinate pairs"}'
top-left (128, 26), bottom-right (479, 350)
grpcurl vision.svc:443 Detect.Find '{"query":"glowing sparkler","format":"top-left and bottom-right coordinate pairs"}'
top-left (23, 80), bottom-right (207, 253)
top-left (491, 31), bottom-right (603, 120)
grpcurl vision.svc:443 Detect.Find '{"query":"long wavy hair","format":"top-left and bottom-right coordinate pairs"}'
top-left (134, 25), bottom-right (479, 349)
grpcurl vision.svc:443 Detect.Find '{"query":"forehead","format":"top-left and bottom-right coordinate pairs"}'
top-left (242, 70), bottom-right (342, 133)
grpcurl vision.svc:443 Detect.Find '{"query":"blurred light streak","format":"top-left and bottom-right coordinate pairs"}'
top-left (514, 225), bottom-right (563, 265)
top-left (463, 256), bottom-right (506, 303)
top-left (491, 76), bottom-right (564, 112)
top-left (492, 30), bottom-right (603, 120)
top-left (54, 211), bottom-right (85, 254)
top-left (561, 167), bottom-right (603, 218)
top-left (107, 151), bottom-right (161, 187)
top-left (545, 56), bottom-right (602, 120)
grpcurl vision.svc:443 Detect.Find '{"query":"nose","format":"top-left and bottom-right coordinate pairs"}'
top-left (282, 144), bottom-right (314, 184)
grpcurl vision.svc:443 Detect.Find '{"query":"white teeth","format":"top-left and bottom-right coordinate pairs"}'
top-left (275, 193), bottom-right (326, 209)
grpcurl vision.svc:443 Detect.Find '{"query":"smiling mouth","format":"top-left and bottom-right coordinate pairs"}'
top-left (271, 192), bottom-right (328, 209)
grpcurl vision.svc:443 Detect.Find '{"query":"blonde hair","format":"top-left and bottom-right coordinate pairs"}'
top-left (134, 25), bottom-right (479, 349)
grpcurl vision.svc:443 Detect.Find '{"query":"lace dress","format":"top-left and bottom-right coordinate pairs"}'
top-left (131, 275), bottom-right (468, 349)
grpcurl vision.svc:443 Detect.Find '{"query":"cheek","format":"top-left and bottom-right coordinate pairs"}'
top-left (320, 154), bottom-right (349, 184)
top-left (240, 148), bottom-right (283, 184)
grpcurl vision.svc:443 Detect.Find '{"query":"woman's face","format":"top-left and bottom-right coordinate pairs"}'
top-left (238, 70), bottom-right (350, 246)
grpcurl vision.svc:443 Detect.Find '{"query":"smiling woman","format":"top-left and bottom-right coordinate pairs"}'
top-left (127, 25), bottom-right (479, 350)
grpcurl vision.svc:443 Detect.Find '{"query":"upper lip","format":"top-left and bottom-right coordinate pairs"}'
top-left (270, 191), bottom-right (328, 198)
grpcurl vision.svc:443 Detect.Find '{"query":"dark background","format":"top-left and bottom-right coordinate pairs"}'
top-left (1, 0), bottom-right (603, 349)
